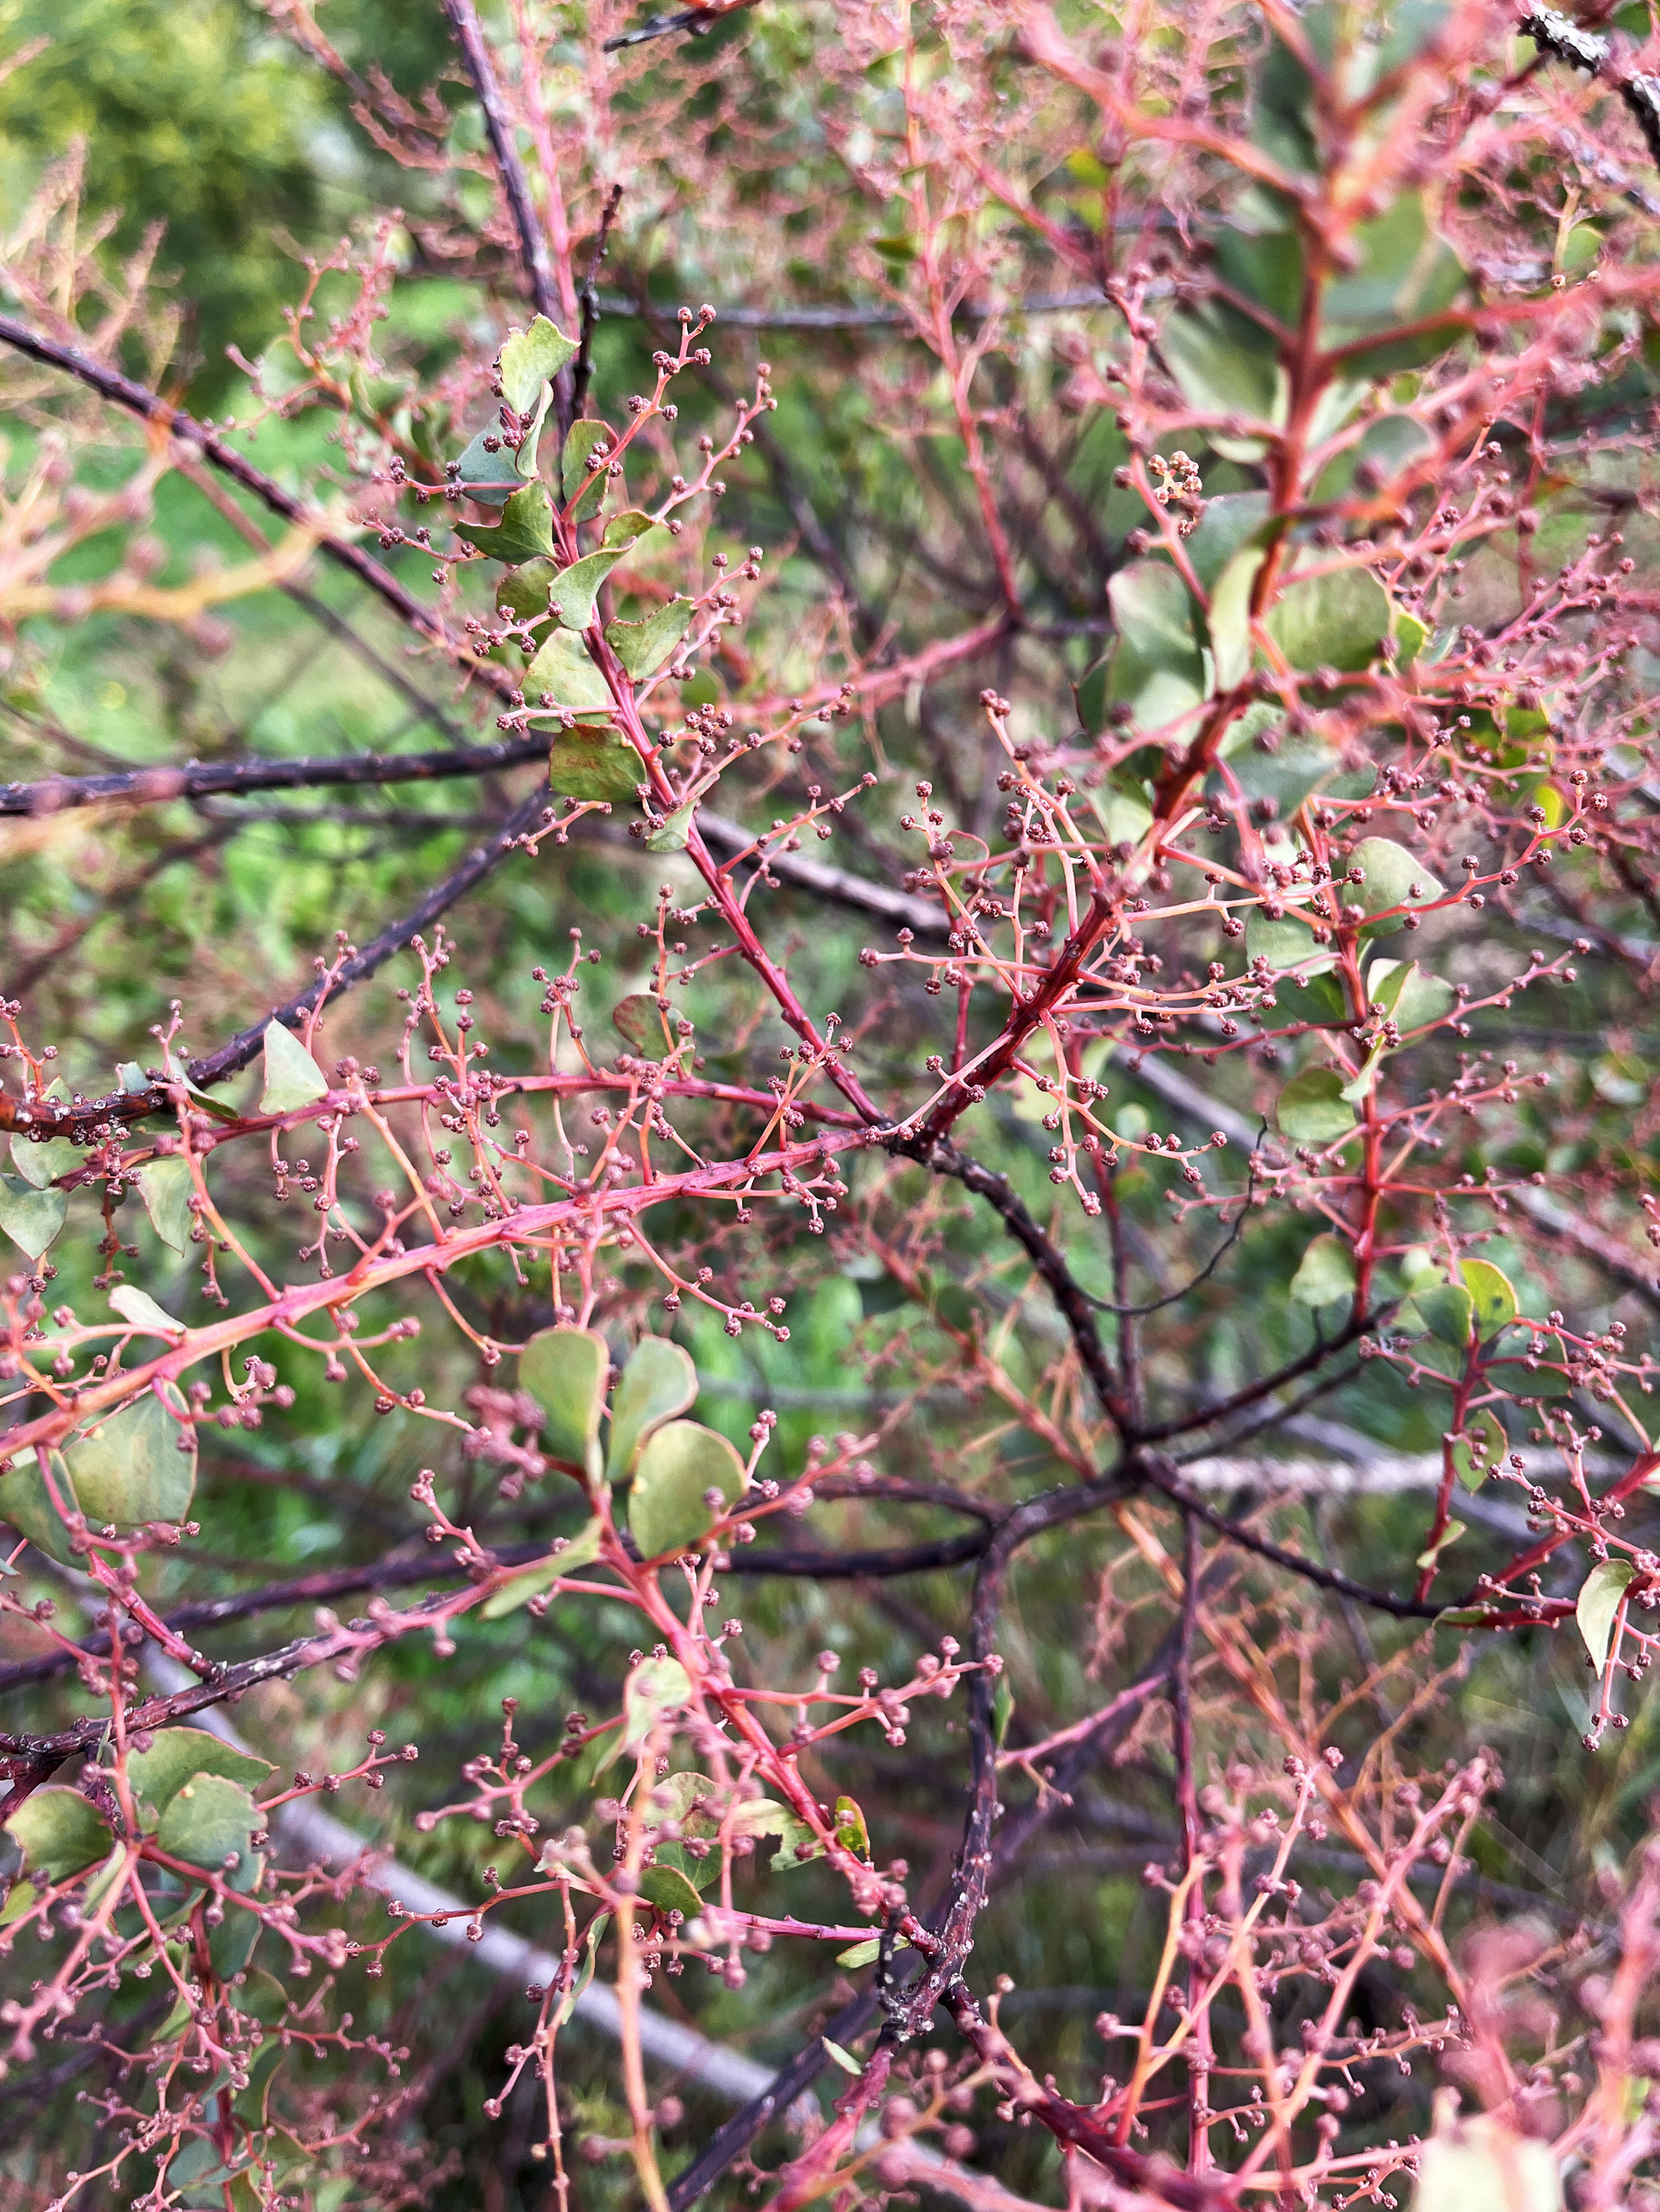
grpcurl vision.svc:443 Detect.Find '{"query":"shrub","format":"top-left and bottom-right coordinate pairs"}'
top-left (4, 3), bottom-right (1660, 2208)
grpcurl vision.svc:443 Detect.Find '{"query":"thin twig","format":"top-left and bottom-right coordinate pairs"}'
top-left (1, 736), bottom-right (549, 817)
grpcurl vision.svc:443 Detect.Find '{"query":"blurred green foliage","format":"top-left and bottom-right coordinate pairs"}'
top-left (0, 0), bottom-right (327, 389)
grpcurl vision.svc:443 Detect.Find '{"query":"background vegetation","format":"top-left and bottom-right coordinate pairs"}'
top-left (4, 3), bottom-right (1660, 2208)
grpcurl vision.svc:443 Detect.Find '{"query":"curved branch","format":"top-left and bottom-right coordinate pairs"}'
top-left (1140, 1452), bottom-right (1441, 1619)
top-left (439, 0), bottom-right (561, 326)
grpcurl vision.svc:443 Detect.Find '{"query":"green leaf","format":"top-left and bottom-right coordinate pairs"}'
top-left (1577, 1558), bottom-right (1635, 1673)
top-left (137, 1157), bottom-right (195, 1253)
top-left (608, 1338), bottom-right (698, 1482)
top-left (646, 803), bottom-right (695, 852)
top-left (628, 1420), bottom-right (745, 1559)
top-left (0, 1174), bottom-right (67, 1258)
top-left (602, 510), bottom-right (660, 552)
top-left (546, 513), bottom-right (662, 631)
top-left (479, 1518), bottom-right (604, 1619)
top-left (1265, 563), bottom-right (1391, 674)
top-left (1089, 771), bottom-right (1154, 849)
top-left (992, 1675), bottom-right (1014, 1749)
top-left (548, 548), bottom-right (628, 632)
top-left (606, 599), bottom-right (692, 681)
top-left (499, 316), bottom-right (579, 414)
top-left (260, 1022), bottom-right (328, 1114)
top-left (1415, 1518), bottom-right (1465, 1572)
top-left (63, 1381), bottom-right (198, 1533)
top-left (636, 1863), bottom-right (703, 1920)
top-left (9, 1130), bottom-right (77, 1191)
top-left (561, 419), bottom-right (613, 522)
top-left (769, 1806), bottom-right (826, 1870)
top-left (1416, 1284), bottom-right (1474, 1347)
top-left (933, 1281), bottom-right (976, 1335)
top-left (1345, 837), bottom-right (1443, 937)
top-left (156, 1773), bottom-right (261, 1880)
top-left (1366, 958), bottom-right (1454, 1032)
top-left (1413, 2111), bottom-right (1563, 2212)
top-left (728, 1795), bottom-right (793, 1840)
top-left (1487, 1330), bottom-right (1574, 1401)
top-left (1184, 492), bottom-right (1273, 594)
top-left (525, 626), bottom-right (616, 716)
top-left (1321, 193), bottom-right (1466, 373)
top-left (496, 558), bottom-right (556, 626)
top-left (1289, 1231), bottom-right (1356, 1307)
top-left (452, 427), bottom-right (523, 509)
top-left (1207, 545), bottom-right (1265, 691)
top-left (651, 1837), bottom-right (717, 1892)
top-left (1393, 608), bottom-right (1430, 664)
top-left (621, 1654), bottom-right (692, 1752)
top-left (520, 1327), bottom-right (609, 1482)
top-left (821, 2036), bottom-right (864, 2076)
top-left (548, 727), bottom-right (643, 803)
top-left (1105, 562), bottom-right (1205, 730)
top-left (456, 481), bottom-right (556, 563)
top-left (1216, 226), bottom-right (1303, 325)
top-left (0, 1878), bottom-right (43, 1927)
top-left (1453, 1409), bottom-right (1507, 1493)
top-left (553, 1911), bottom-right (609, 2025)
top-left (110, 1284), bottom-right (184, 1338)
top-left (0, 1451), bottom-right (82, 1564)
top-left (8, 1787), bottom-right (113, 1883)
top-left (835, 1934), bottom-right (911, 1969)
top-left (1074, 656), bottom-right (1109, 735)
top-left (1159, 301), bottom-right (1282, 434)
top-left (208, 1894), bottom-right (263, 1984)
top-left (1275, 1067), bottom-right (1356, 1144)
top-left (128, 1730), bottom-right (274, 1828)
top-left (613, 994), bottom-right (667, 1055)
top-left (1246, 909), bottom-right (1331, 975)
top-left (512, 379), bottom-right (555, 481)
top-left (1460, 1259), bottom-right (1519, 1337)
top-left (833, 1794), bottom-right (869, 1856)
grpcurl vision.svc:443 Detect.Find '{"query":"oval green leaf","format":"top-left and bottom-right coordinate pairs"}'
top-left (1577, 1558), bottom-right (1634, 1673)
top-left (8, 1786), bottom-right (113, 1883)
top-left (1289, 1231), bottom-right (1356, 1307)
top-left (1460, 1259), bottom-right (1518, 1337)
top-left (607, 1337), bottom-right (698, 1482)
top-left (499, 316), bottom-right (578, 415)
top-left (156, 1772), bottom-right (261, 1880)
top-left (1264, 563), bottom-right (1391, 674)
top-left (606, 599), bottom-right (692, 680)
top-left (1453, 1408), bottom-right (1507, 1493)
top-left (621, 1654), bottom-right (692, 1752)
top-left (10, 1129), bottom-right (78, 1191)
top-left (1414, 1283), bottom-right (1474, 1347)
top-left (1275, 1067), bottom-right (1357, 1144)
top-left (1346, 837), bottom-right (1443, 937)
top-left (548, 727), bottom-right (642, 803)
top-left (137, 1157), bottom-right (195, 1253)
top-left (636, 1862), bottom-right (704, 1921)
top-left (628, 1420), bottom-right (745, 1559)
top-left (520, 1327), bottom-right (609, 1484)
top-left (479, 1518), bottom-right (604, 1619)
top-left (613, 994), bottom-right (667, 1055)
top-left (0, 1174), bottom-right (67, 1259)
top-left (260, 1022), bottom-right (328, 1114)
top-left (127, 1729), bottom-right (274, 1828)
top-left (63, 1381), bottom-right (198, 1532)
